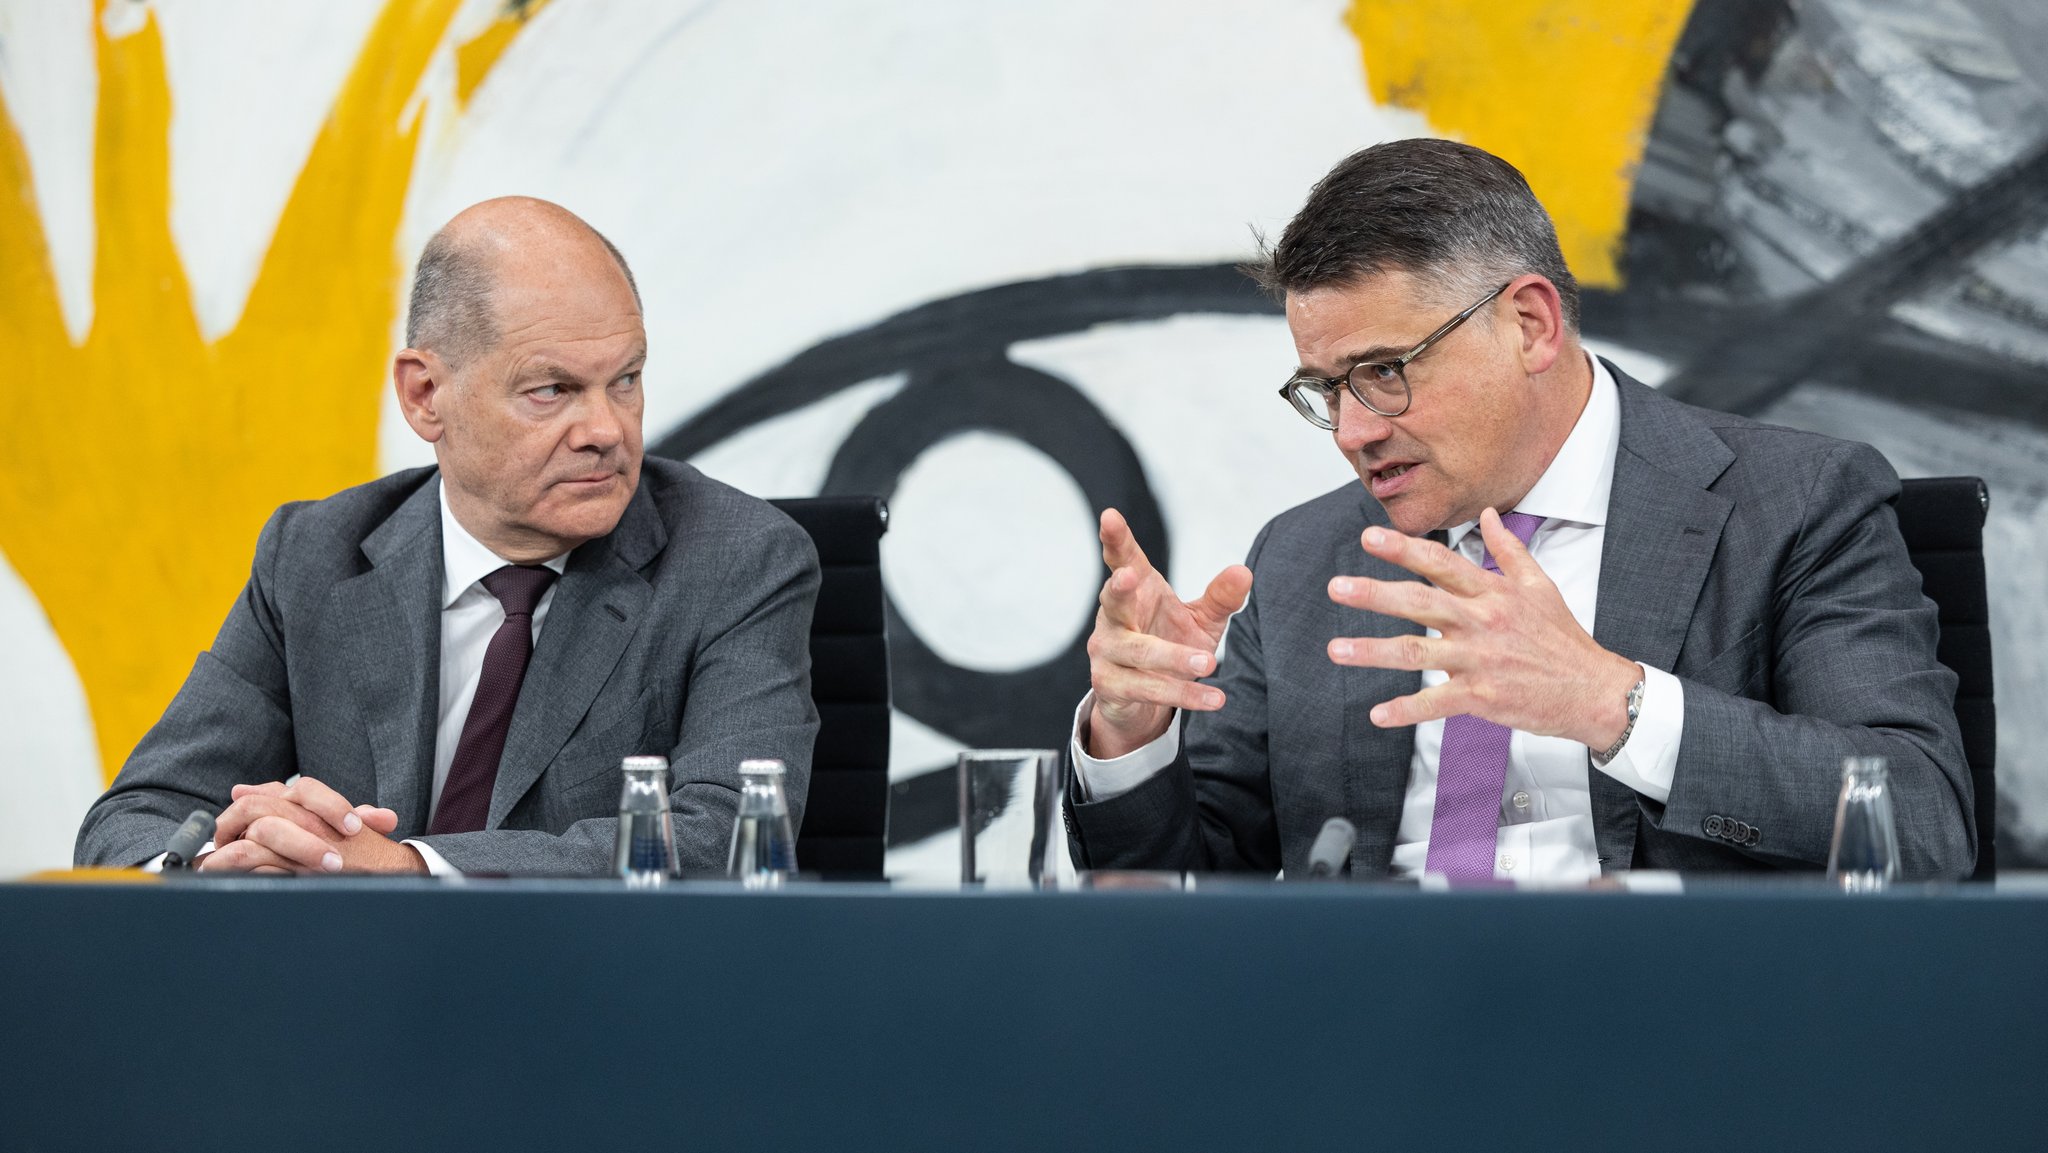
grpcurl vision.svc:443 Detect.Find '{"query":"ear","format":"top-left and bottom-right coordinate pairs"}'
top-left (394, 349), bottom-right (449, 444)
top-left (1506, 275), bottom-right (1567, 377)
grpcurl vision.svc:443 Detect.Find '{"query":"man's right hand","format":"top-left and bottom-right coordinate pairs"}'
top-left (1085, 508), bottom-right (1252, 760)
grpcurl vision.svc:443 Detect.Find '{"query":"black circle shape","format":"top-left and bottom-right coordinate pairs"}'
top-left (821, 355), bottom-right (1169, 750)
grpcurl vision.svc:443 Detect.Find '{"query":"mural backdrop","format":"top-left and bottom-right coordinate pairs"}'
top-left (3, 0), bottom-right (2043, 877)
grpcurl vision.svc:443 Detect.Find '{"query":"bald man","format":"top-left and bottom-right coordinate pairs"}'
top-left (76, 198), bottom-right (821, 876)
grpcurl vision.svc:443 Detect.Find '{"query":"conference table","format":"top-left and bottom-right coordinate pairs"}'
top-left (3, 873), bottom-right (2044, 1150)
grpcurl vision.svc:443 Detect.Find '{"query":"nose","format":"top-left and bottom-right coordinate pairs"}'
top-left (1332, 390), bottom-right (1395, 453)
top-left (568, 388), bottom-right (627, 454)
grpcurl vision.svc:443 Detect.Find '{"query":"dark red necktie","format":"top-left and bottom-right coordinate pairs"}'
top-left (429, 564), bottom-right (559, 835)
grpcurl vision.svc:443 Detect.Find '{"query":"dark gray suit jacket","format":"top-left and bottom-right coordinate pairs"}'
top-left (76, 458), bottom-right (820, 874)
top-left (1068, 368), bottom-right (1975, 879)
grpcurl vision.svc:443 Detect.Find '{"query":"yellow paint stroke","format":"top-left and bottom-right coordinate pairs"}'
top-left (0, 1), bottom-right (544, 782)
top-left (456, 0), bottom-right (555, 109)
top-left (1347, 0), bottom-right (1696, 287)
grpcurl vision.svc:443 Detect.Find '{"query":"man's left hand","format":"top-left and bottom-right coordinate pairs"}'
top-left (1325, 508), bottom-right (1639, 750)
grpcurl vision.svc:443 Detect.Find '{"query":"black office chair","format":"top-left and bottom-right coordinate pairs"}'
top-left (1892, 477), bottom-right (1995, 881)
top-left (770, 496), bottom-right (891, 879)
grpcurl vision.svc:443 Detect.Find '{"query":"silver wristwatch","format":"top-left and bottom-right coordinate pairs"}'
top-left (1595, 677), bottom-right (1645, 764)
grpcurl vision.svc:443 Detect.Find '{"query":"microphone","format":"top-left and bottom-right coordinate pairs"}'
top-left (1306, 816), bottom-right (1356, 879)
top-left (162, 810), bottom-right (215, 871)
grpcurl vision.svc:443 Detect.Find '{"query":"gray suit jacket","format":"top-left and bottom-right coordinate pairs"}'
top-left (1068, 368), bottom-right (1975, 879)
top-left (76, 458), bottom-right (820, 874)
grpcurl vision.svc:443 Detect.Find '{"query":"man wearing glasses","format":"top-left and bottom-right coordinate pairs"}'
top-left (1066, 139), bottom-right (1973, 882)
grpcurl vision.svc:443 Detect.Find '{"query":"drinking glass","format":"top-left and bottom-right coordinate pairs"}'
top-left (613, 755), bottom-right (677, 887)
top-left (957, 748), bottom-right (1067, 889)
top-left (1827, 756), bottom-right (1900, 892)
top-left (727, 758), bottom-right (799, 888)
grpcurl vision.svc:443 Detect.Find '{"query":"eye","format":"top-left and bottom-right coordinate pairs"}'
top-left (1361, 362), bottom-right (1400, 385)
top-left (613, 372), bottom-right (641, 392)
top-left (529, 383), bottom-right (565, 400)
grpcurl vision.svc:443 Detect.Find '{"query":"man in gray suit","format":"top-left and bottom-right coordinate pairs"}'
top-left (1070, 140), bottom-right (1973, 881)
top-left (76, 197), bottom-right (818, 876)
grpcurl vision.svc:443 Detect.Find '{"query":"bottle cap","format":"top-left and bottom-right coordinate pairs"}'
top-left (621, 755), bottom-right (670, 772)
top-left (738, 758), bottom-right (786, 776)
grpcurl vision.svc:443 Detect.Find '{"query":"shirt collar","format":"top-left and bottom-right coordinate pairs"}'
top-left (1446, 351), bottom-right (1620, 551)
top-left (439, 478), bottom-right (570, 609)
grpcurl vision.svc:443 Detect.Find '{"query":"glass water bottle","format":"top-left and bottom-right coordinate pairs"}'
top-left (613, 755), bottom-right (677, 887)
top-left (727, 758), bottom-right (798, 888)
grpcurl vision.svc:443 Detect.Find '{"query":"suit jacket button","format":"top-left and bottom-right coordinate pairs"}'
top-left (1705, 815), bottom-right (1724, 837)
top-left (1747, 827), bottom-right (1761, 846)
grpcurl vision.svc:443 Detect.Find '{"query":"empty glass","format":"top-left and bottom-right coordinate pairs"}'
top-left (957, 748), bottom-right (1067, 889)
top-left (727, 758), bottom-right (799, 888)
top-left (1827, 756), bottom-right (1901, 892)
top-left (613, 755), bottom-right (677, 887)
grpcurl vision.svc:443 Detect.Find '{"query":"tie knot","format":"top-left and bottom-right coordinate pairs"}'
top-left (1499, 511), bottom-right (1544, 546)
top-left (481, 564), bottom-right (558, 617)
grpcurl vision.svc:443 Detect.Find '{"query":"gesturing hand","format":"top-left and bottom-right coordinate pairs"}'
top-left (199, 777), bottom-right (423, 875)
top-left (1085, 508), bottom-right (1253, 760)
top-left (1324, 508), bottom-right (1639, 750)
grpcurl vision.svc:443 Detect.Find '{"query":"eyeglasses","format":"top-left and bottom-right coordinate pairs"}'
top-left (1278, 281), bottom-right (1511, 428)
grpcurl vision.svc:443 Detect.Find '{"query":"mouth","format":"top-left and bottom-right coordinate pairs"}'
top-left (1366, 461), bottom-right (1419, 499)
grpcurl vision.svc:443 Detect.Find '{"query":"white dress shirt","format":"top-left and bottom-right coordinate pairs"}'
top-left (1071, 354), bottom-right (1685, 883)
top-left (406, 484), bottom-right (570, 874)
top-left (152, 483), bottom-right (566, 875)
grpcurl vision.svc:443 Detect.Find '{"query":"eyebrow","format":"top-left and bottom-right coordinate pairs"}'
top-left (511, 349), bottom-right (648, 386)
top-left (1298, 345), bottom-right (1405, 376)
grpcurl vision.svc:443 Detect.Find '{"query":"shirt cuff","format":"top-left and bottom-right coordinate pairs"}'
top-left (1069, 692), bottom-right (1181, 802)
top-left (1591, 663), bottom-right (1683, 804)
top-left (404, 839), bottom-right (461, 877)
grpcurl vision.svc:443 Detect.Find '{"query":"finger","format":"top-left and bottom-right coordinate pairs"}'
top-left (1359, 526), bottom-right (1488, 596)
top-left (1367, 682), bottom-right (1467, 729)
top-left (218, 795), bottom-right (360, 852)
top-left (1095, 665), bottom-right (1226, 712)
top-left (1091, 626), bottom-right (1218, 677)
top-left (1327, 575), bottom-right (1458, 628)
top-left (1477, 507), bottom-right (1541, 583)
top-left (1187, 565), bottom-right (1253, 634)
top-left (197, 839), bottom-right (303, 874)
top-left (230, 781), bottom-right (288, 800)
top-left (244, 814), bottom-right (345, 873)
top-left (1327, 633), bottom-right (1451, 672)
top-left (355, 805), bottom-right (401, 835)
top-left (282, 776), bottom-right (367, 837)
top-left (1098, 507), bottom-right (1152, 573)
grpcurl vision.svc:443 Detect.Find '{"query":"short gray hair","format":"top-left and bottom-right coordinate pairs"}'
top-left (1247, 138), bottom-right (1580, 331)
top-left (404, 224), bottom-right (644, 367)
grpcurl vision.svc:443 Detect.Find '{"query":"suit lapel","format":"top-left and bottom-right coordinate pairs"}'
top-left (334, 477), bottom-right (443, 834)
top-left (1589, 370), bottom-right (1736, 866)
top-left (486, 482), bottom-right (666, 828)
top-left (1337, 499), bottom-right (1427, 876)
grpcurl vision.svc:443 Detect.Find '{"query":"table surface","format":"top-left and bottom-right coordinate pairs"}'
top-left (4, 875), bottom-right (2045, 1151)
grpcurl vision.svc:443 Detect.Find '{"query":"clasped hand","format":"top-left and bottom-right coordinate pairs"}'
top-left (1326, 508), bottom-right (1636, 749)
top-left (197, 776), bottom-right (425, 875)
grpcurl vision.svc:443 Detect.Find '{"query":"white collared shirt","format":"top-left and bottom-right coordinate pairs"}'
top-left (405, 482), bottom-right (571, 873)
top-left (1071, 354), bottom-right (1684, 883)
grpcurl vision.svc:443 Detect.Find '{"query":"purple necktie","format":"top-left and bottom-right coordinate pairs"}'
top-left (429, 564), bottom-right (558, 835)
top-left (1425, 512), bottom-right (1544, 882)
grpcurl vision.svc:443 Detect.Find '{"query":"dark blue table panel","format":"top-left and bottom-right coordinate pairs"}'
top-left (3, 879), bottom-right (2044, 1151)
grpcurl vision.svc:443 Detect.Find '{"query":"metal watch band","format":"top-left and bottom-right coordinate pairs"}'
top-left (1596, 678), bottom-right (1646, 764)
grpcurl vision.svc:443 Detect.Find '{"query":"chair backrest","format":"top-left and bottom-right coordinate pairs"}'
top-left (769, 496), bottom-right (891, 879)
top-left (1892, 477), bottom-right (1995, 881)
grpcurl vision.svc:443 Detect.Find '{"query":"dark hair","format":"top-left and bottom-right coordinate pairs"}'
top-left (1247, 138), bottom-right (1580, 330)
top-left (405, 222), bottom-right (642, 366)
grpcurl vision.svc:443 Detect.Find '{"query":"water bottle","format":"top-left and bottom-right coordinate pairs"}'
top-left (727, 758), bottom-right (798, 888)
top-left (1827, 756), bottom-right (1901, 892)
top-left (613, 756), bottom-right (677, 887)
